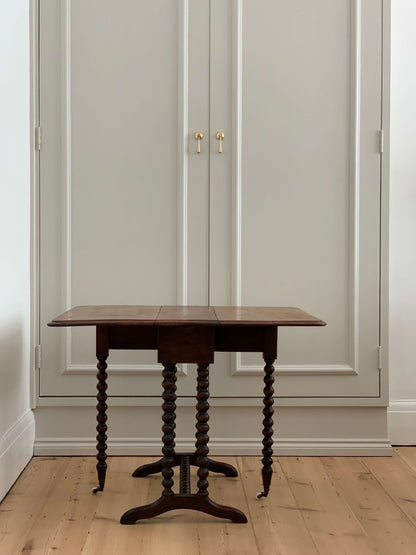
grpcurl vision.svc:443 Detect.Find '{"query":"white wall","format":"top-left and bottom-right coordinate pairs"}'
top-left (0, 2), bottom-right (35, 501)
top-left (388, 0), bottom-right (416, 444)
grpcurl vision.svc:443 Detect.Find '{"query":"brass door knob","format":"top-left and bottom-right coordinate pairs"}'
top-left (194, 131), bottom-right (204, 153)
top-left (216, 131), bottom-right (225, 153)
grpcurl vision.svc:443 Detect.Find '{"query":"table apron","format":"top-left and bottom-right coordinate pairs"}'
top-left (100, 324), bottom-right (277, 362)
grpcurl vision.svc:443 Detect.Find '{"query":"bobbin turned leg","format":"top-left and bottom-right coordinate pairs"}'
top-left (257, 357), bottom-right (275, 499)
top-left (195, 363), bottom-right (210, 496)
top-left (191, 362), bottom-right (246, 522)
top-left (120, 362), bottom-right (178, 523)
top-left (160, 363), bottom-right (178, 496)
top-left (92, 356), bottom-right (108, 493)
top-left (92, 327), bottom-right (109, 494)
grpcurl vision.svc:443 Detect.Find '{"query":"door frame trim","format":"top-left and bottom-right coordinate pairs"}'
top-left (59, 0), bottom-right (191, 378)
top-left (379, 0), bottom-right (391, 408)
top-left (30, 0), bottom-right (40, 410)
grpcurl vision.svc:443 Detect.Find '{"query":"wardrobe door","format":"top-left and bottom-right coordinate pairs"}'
top-left (38, 0), bottom-right (210, 397)
top-left (209, 0), bottom-right (383, 399)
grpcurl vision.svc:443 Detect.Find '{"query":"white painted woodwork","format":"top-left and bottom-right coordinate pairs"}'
top-left (39, 0), bottom-right (210, 396)
top-left (209, 0), bottom-right (383, 397)
top-left (38, 1), bottom-right (385, 402)
top-left (0, 1), bottom-right (34, 501)
top-left (388, 0), bottom-right (416, 444)
top-left (33, 405), bottom-right (391, 456)
top-left (0, 412), bottom-right (35, 502)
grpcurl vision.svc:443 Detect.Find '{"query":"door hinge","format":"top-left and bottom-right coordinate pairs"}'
top-left (377, 345), bottom-right (382, 371)
top-left (35, 126), bottom-right (42, 151)
top-left (378, 129), bottom-right (384, 153)
top-left (35, 345), bottom-right (41, 370)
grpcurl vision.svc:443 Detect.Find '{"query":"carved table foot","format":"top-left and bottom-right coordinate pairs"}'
top-left (132, 459), bottom-right (164, 478)
top-left (120, 494), bottom-right (247, 524)
top-left (205, 457), bottom-right (238, 477)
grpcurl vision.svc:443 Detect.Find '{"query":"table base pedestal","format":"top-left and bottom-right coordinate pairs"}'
top-left (132, 453), bottom-right (238, 479)
top-left (120, 494), bottom-right (247, 524)
top-left (121, 452), bottom-right (246, 524)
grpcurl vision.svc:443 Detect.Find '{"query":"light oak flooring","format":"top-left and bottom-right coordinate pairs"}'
top-left (1, 448), bottom-right (416, 554)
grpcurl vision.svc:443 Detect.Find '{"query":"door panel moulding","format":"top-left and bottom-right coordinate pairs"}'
top-left (230, 0), bottom-right (381, 385)
top-left (57, 0), bottom-right (190, 378)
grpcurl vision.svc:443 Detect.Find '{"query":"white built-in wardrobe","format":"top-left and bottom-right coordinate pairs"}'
top-left (34, 0), bottom-right (391, 456)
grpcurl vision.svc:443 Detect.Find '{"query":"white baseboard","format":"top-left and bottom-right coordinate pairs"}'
top-left (34, 436), bottom-right (392, 456)
top-left (0, 410), bottom-right (35, 501)
top-left (388, 400), bottom-right (416, 445)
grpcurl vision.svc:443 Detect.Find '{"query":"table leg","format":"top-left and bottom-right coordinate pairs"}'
top-left (161, 362), bottom-right (177, 496)
top-left (92, 355), bottom-right (108, 493)
top-left (195, 362), bottom-right (210, 495)
top-left (257, 357), bottom-right (275, 499)
top-left (133, 360), bottom-right (237, 479)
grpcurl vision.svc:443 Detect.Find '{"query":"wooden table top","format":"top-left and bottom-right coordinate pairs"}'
top-left (48, 306), bottom-right (326, 327)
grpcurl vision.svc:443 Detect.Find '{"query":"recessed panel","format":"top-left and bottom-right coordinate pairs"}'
top-left (209, 0), bottom-right (382, 397)
top-left (40, 0), bottom-right (211, 395)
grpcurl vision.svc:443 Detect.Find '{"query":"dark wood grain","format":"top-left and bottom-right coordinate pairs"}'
top-left (263, 326), bottom-right (278, 360)
top-left (213, 306), bottom-right (325, 326)
top-left (48, 305), bottom-right (326, 327)
top-left (215, 326), bottom-right (272, 353)
top-left (195, 363), bottom-right (210, 496)
top-left (132, 453), bottom-right (238, 479)
top-left (257, 355), bottom-right (275, 499)
top-left (108, 325), bottom-right (157, 350)
top-left (157, 326), bottom-right (215, 364)
top-left (157, 305), bottom-right (217, 325)
top-left (161, 363), bottom-right (178, 497)
top-left (92, 326), bottom-right (109, 494)
top-left (48, 305), bottom-right (161, 326)
top-left (119, 493), bottom-right (247, 524)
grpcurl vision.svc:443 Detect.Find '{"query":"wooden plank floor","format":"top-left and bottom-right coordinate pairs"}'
top-left (1, 449), bottom-right (416, 554)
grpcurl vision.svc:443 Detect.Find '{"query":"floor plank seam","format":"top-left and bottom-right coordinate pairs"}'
top-left (237, 456), bottom-right (261, 555)
top-left (278, 456), bottom-right (322, 555)
top-left (318, 456), bottom-right (382, 553)
top-left (360, 456), bottom-right (416, 531)
top-left (395, 448), bottom-right (416, 475)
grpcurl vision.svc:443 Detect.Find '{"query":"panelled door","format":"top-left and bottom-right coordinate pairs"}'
top-left (39, 0), bottom-right (383, 400)
top-left (39, 0), bottom-right (211, 396)
top-left (209, 0), bottom-right (383, 398)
